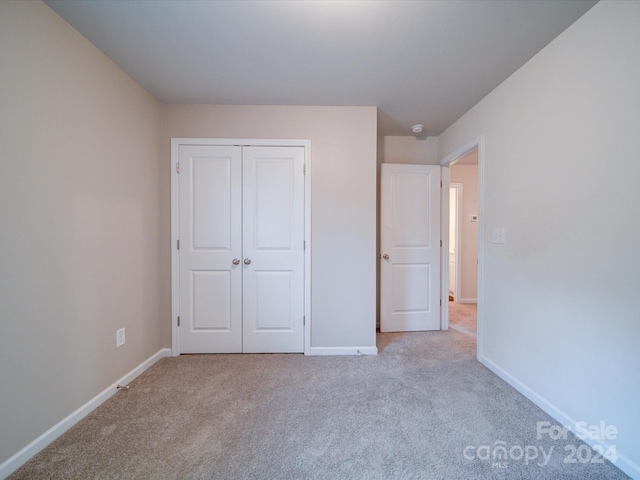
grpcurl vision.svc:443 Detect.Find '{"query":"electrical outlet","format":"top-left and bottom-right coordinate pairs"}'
top-left (492, 228), bottom-right (505, 244)
top-left (116, 328), bottom-right (126, 348)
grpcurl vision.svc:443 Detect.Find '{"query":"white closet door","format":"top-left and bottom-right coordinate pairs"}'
top-left (178, 145), bottom-right (242, 353)
top-left (177, 144), bottom-right (305, 354)
top-left (242, 146), bottom-right (305, 353)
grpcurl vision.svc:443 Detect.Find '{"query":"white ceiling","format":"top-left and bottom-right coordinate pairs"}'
top-left (44, 0), bottom-right (597, 136)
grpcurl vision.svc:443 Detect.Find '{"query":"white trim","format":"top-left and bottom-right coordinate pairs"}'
top-left (440, 166), bottom-right (450, 330)
top-left (303, 143), bottom-right (312, 356)
top-left (439, 135), bottom-right (485, 361)
top-left (458, 298), bottom-right (477, 304)
top-left (477, 137), bottom-right (485, 362)
top-left (309, 346), bottom-right (378, 356)
top-left (0, 348), bottom-right (171, 479)
top-left (439, 137), bottom-right (482, 166)
top-left (171, 139), bottom-right (180, 356)
top-left (170, 138), bottom-right (312, 356)
top-left (449, 183), bottom-right (463, 304)
top-left (480, 355), bottom-right (640, 480)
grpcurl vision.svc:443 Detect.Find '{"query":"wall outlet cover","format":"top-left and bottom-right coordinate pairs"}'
top-left (116, 328), bottom-right (126, 348)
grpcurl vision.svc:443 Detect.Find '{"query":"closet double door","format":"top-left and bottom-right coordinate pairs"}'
top-left (178, 144), bottom-right (305, 353)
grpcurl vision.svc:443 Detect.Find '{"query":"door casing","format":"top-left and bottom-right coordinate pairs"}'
top-left (171, 138), bottom-right (312, 356)
top-left (449, 183), bottom-right (462, 302)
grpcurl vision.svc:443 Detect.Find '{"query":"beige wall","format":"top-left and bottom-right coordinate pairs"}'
top-left (450, 164), bottom-right (478, 302)
top-left (0, 0), bottom-right (162, 466)
top-left (439, 1), bottom-right (640, 473)
top-left (377, 136), bottom-right (439, 165)
top-left (160, 105), bottom-right (378, 350)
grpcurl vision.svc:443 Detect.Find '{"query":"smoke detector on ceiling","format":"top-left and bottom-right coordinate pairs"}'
top-left (411, 124), bottom-right (424, 134)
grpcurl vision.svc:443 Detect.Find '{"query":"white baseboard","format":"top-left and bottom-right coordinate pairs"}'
top-left (480, 355), bottom-right (640, 480)
top-left (0, 348), bottom-right (171, 480)
top-left (308, 346), bottom-right (378, 356)
top-left (458, 298), bottom-right (477, 304)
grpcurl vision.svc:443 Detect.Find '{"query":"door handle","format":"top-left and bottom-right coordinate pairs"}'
top-left (232, 258), bottom-right (240, 265)
top-left (382, 254), bottom-right (390, 260)
top-left (243, 258), bottom-right (252, 265)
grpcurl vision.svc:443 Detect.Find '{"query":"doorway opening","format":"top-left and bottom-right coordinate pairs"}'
top-left (440, 136), bottom-right (484, 360)
top-left (448, 152), bottom-right (478, 338)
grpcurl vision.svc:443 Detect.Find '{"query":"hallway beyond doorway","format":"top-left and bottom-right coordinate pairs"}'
top-left (448, 302), bottom-right (476, 338)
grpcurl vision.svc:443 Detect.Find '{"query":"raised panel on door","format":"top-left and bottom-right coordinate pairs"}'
top-left (381, 164), bottom-right (441, 332)
top-left (192, 271), bottom-right (232, 330)
top-left (179, 145), bottom-right (242, 353)
top-left (242, 146), bottom-right (305, 353)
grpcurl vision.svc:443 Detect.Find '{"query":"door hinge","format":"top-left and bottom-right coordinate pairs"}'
top-left (303, 164), bottom-right (306, 175)
top-left (303, 315), bottom-right (306, 326)
top-left (176, 163), bottom-right (180, 174)
top-left (303, 240), bottom-right (306, 251)
top-left (440, 240), bottom-right (442, 247)
top-left (177, 239), bottom-right (180, 250)
top-left (177, 316), bottom-right (180, 327)
top-left (440, 299), bottom-right (442, 306)
top-left (440, 180), bottom-right (442, 188)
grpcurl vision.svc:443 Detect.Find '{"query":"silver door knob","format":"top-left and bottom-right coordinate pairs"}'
top-left (243, 258), bottom-right (252, 265)
top-left (232, 258), bottom-right (240, 265)
top-left (382, 254), bottom-right (390, 260)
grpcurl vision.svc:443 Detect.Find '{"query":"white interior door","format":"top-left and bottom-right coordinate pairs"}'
top-left (242, 146), bottom-right (305, 353)
top-left (380, 164), bottom-right (441, 332)
top-left (178, 144), bottom-right (304, 353)
top-left (179, 145), bottom-right (242, 353)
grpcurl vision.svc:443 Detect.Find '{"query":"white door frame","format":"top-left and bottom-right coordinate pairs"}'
top-left (439, 135), bottom-right (484, 361)
top-left (171, 138), bottom-right (312, 356)
top-left (449, 183), bottom-right (463, 303)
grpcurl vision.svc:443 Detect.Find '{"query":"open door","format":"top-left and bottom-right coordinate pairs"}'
top-left (380, 164), bottom-right (441, 332)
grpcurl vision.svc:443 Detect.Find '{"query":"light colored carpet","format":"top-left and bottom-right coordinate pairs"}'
top-left (10, 329), bottom-right (627, 479)
top-left (449, 302), bottom-right (477, 337)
